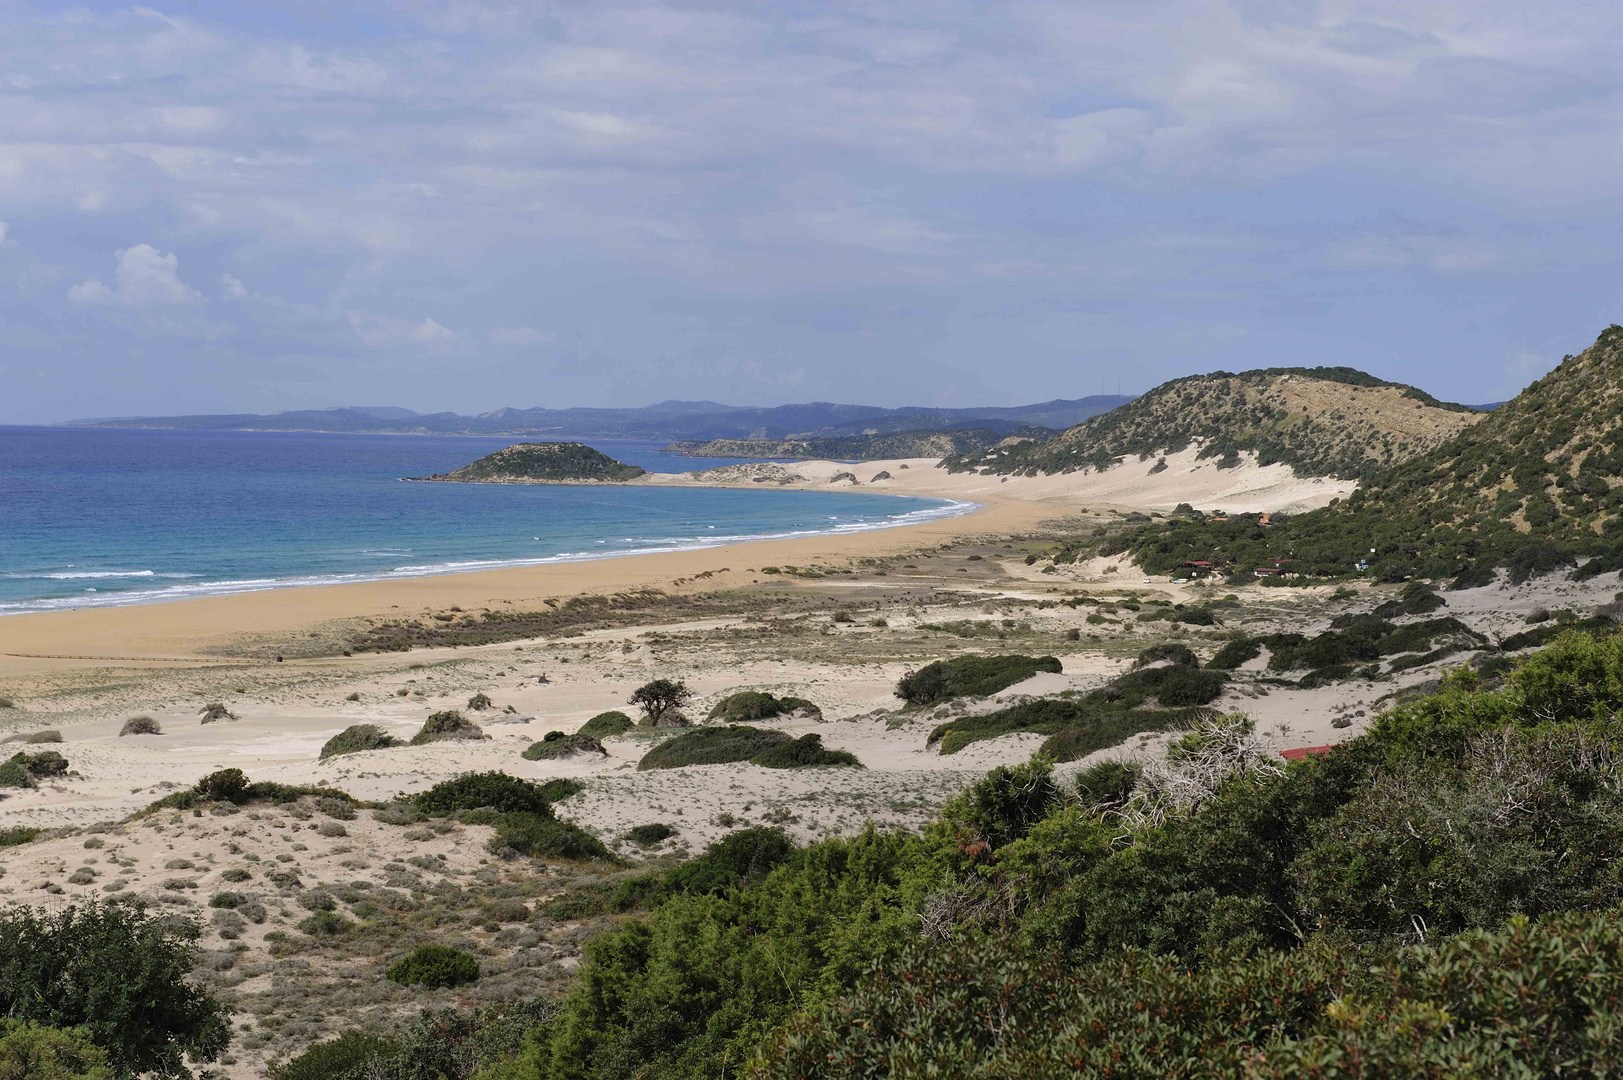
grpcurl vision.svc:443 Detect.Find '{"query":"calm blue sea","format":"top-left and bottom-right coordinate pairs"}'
top-left (0, 427), bottom-right (971, 615)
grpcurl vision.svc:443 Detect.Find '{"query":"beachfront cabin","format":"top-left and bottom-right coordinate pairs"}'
top-left (1182, 560), bottom-right (1216, 579)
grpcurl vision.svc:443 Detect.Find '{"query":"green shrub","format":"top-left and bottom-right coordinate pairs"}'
top-left (296, 911), bottom-right (352, 937)
top-left (410, 710), bottom-right (487, 745)
top-left (895, 654), bottom-right (1063, 706)
top-left (197, 702), bottom-right (235, 723)
top-left (485, 812), bottom-right (611, 861)
top-left (0, 902), bottom-right (230, 1077)
top-left (0, 759), bottom-right (35, 789)
top-left (627, 823), bottom-right (676, 846)
top-left (577, 711), bottom-right (634, 739)
top-left (748, 733), bottom-right (862, 769)
top-left (268, 1031), bottom-right (399, 1080)
top-left (414, 772), bottom-right (554, 817)
top-left (706, 691), bottom-right (822, 723)
top-left (386, 944), bottom-right (481, 989)
top-left (0, 1021), bottom-right (113, 1080)
top-left (117, 716), bottom-right (160, 737)
top-left (1206, 638), bottom-right (1261, 669)
top-left (1134, 643), bottom-right (1199, 668)
top-left (522, 734), bottom-right (606, 760)
top-left (0, 827), bottom-right (40, 847)
top-left (25, 730), bottom-right (62, 744)
top-left (319, 724), bottom-right (400, 759)
top-left (637, 726), bottom-right (793, 770)
top-left (1073, 759), bottom-right (1141, 810)
top-left (467, 692), bottom-right (494, 711)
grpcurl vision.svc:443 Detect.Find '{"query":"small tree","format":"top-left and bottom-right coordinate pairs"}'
top-left (629, 679), bottom-right (694, 725)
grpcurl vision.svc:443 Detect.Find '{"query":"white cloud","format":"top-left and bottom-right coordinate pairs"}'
top-left (220, 273), bottom-right (249, 300)
top-left (68, 244), bottom-right (203, 306)
top-left (0, 221), bottom-right (8, 245)
top-left (348, 312), bottom-right (456, 349)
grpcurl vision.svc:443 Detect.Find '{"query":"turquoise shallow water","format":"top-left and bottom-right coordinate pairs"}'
top-left (0, 427), bottom-right (972, 614)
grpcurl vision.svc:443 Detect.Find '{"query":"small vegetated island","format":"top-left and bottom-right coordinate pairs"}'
top-left (411, 441), bottom-right (646, 484)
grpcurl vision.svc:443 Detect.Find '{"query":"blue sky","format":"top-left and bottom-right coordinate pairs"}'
top-left (2, 0), bottom-right (1621, 422)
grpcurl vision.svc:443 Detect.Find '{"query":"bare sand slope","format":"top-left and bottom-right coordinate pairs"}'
top-left (640, 443), bottom-right (1355, 514)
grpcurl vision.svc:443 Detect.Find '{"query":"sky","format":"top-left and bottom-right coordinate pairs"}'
top-left (3, 1), bottom-right (1623, 423)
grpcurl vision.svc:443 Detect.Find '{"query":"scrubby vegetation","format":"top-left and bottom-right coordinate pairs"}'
top-left (576, 711), bottom-right (634, 739)
top-left (386, 944), bottom-right (481, 989)
top-left (318, 723), bottom-right (400, 759)
top-left (522, 732), bottom-right (606, 760)
top-left (424, 442), bottom-right (646, 483)
top-left (118, 715), bottom-right (161, 736)
top-left (409, 709), bottom-right (487, 745)
top-left (894, 654), bottom-right (1062, 706)
top-left (946, 366), bottom-right (1479, 480)
top-left (1068, 328), bottom-right (1623, 585)
top-left (748, 733), bottom-right (862, 769)
top-left (197, 702), bottom-right (235, 723)
top-left (637, 725), bottom-right (793, 770)
top-left (411, 772), bottom-right (608, 861)
top-left (707, 690), bottom-right (822, 722)
top-left (140, 768), bottom-right (355, 814)
top-left (286, 627), bottom-right (1623, 1079)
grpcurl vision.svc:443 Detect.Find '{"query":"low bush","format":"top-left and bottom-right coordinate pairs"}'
top-left (268, 1031), bottom-right (399, 1080)
top-left (637, 726), bottom-right (794, 770)
top-left (467, 692), bottom-right (494, 711)
top-left (748, 733), bottom-right (862, 769)
top-left (318, 724), bottom-right (400, 760)
top-left (1206, 638), bottom-right (1262, 669)
top-left (895, 654), bottom-right (1063, 706)
top-left (627, 823), bottom-right (676, 846)
top-left (482, 812), bottom-right (611, 860)
top-left (707, 691), bottom-right (822, 723)
top-left (118, 716), bottom-right (161, 737)
top-left (410, 710), bottom-right (487, 745)
top-left (24, 730), bottom-right (63, 744)
top-left (1134, 643), bottom-right (1199, 668)
top-left (386, 944), bottom-right (481, 989)
top-left (522, 733), bottom-right (606, 761)
top-left (0, 757), bottom-right (36, 788)
top-left (197, 703), bottom-right (235, 724)
top-left (577, 711), bottom-right (634, 739)
top-left (413, 772), bottom-right (555, 817)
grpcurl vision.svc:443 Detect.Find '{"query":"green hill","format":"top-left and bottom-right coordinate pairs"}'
top-left (947, 367), bottom-right (1481, 481)
top-left (1105, 327), bottom-right (1623, 584)
top-left (666, 426), bottom-right (1046, 462)
top-left (418, 442), bottom-right (645, 483)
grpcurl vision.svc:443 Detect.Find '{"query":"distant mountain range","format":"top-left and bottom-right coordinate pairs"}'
top-left (60, 396), bottom-right (1134, 442)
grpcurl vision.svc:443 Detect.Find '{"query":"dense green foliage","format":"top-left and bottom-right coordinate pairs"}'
top-left (576, 711), bottom-right (634, 739)
top-left (269, 1031), bottom-right (400, 1080)
top-left (748, 733), bottom-right (862, 768)
top-left (636, 725), bottom-right (793, 770)
top-left (707, 691), bottom-right (821, 722)
top-left (360, 628), bottom-right (1623, 1079)
top-left (521, 732), bottom-right (606, 760)
top-left (927, 651), bottom-right (1224, 755)
top-left (413, 772), bottom-right (557, 817)
top-left (141, 768), bottom-right (354, 814)
top-left (0, 1022), bottom-right (113, 1080)
top-left (431, 442), bottom-right (646, 483)
top-left (387, 945), bottom-right (482, 989)
top-left (319, 723), bottom-right (400, 759)
top-left (411, 710), bottom-right (486, 745)
top-left (894, 654), bottom-right (1062, 706)
top-left (0, 902), bottom-right (230, 1077)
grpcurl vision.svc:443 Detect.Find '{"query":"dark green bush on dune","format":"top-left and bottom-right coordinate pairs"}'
top-left (268, 1031), bottom-right (399, 1080)
top-left (749, 733), bottom-right (861, 769)
top-left (319, 724), bottom-right (400, 760)
top-left (409, 709), bottom-right (487, 745)
top-left (522, 733), bottom-right (606, 760)
top-left (386, 945), bottom-right (481, 989)
top-left (577, 711), bottom-right (634, 739)
top-left (894, 654), bottom-right (1062, 706)
top-left (636, 725), bottom-right (792, 770)
top-left (0, 1021), bottom-right (113, 1080)
top-left (413, 772), bottom-right (555, 817)
top-left (707, 691), bottom-right (822, 722)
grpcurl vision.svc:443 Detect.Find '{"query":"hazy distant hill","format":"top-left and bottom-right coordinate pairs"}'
top-left (63, 396), bottom-right (1131, 443)
top-left (948, 368), bottom-right (1482, 481)
top-left (666, 426), bottom-right (1049, 461)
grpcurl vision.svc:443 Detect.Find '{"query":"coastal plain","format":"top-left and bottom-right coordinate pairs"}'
top-left (0, 445), bottom-right (1608, 1077)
